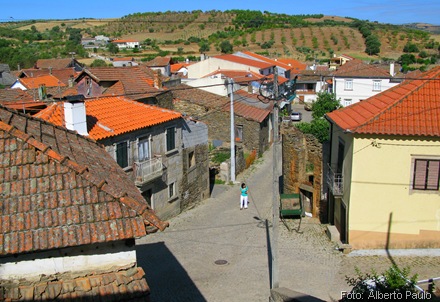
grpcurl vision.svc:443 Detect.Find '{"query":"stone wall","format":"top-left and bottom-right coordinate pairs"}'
top-left (181, 143), bottom-right (210, 211)
top-left (281, 123), bottom-right (324, 221)
top-left (174, 99), bottom-right (269, 155)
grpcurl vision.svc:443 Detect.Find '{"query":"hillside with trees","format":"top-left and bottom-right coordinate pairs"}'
top-left (0, 10), bottom-right (439, 72)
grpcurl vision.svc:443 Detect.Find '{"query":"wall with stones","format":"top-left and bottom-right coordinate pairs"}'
top-left (281, 123), bottom-right (324, 221)
top-left (174, 99), bottom-right (269, 155)
top-left (181, 143), bottom-right (210, 211)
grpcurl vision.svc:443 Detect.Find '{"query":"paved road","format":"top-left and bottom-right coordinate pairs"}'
top-left (136, 146), bottom-right (440, 302)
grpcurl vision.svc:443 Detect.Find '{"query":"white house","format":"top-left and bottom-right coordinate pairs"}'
top-left (111, 39), bottom-right (140, 49)
top-left (332, 59), bottom-right (402, 107)
top-left (187, 54), bottom-right (275, 79)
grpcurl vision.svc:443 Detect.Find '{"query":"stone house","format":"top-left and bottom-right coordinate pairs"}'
top-left (0, 104), bottom-right (168, 300)
top-left (173, 84), bottom-right (272, 156)
top-left (0, 64), bottom-right (16, 86)
top-left (35, 95), bottom-right (208, 220)
top-left (71, 66), bottom-right (174, 109)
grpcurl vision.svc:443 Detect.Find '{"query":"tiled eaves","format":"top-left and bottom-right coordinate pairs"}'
top-left (0, 265), bottom-right (150, 301)
top-left (0, 120), bottom-right (168, 232)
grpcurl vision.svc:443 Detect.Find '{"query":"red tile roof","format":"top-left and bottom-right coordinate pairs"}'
top-left (19, 74), bottom-right (66, 89)
top-left (0, 105), bottom-right (168, 256)
top-left (19, 68), bottom-right (78, 85)
top-left (112, 57), bottom-right (135, 61)
top-left (1, 265), bottom-right (150, 301)
top-left (0, 89), bottom-right (46, 112)
top-left (277, 58), bottom-right (308, 72)
top-left (173, 84), bottom-right (271, 122)
top-left (326, 66), bottom-right (440, 137)
top-left (215, 54), bottom-right (275, 69)
top-left (112, 39), bottom-right (139, 43)
top-left (36, 58), bottom-right (75, 69)
top-left (203, 69), bottom-right (263, 84)
top-left (332, 59), bottom-right (391, 78)
top-left (170, 63), bottom-right (190, 73)
top-left (35, 96), bottom-right (182, 140)
top-left (84, 66), bottom-right (161, 97)
top-left (144, 57), bottom-right (171, 67)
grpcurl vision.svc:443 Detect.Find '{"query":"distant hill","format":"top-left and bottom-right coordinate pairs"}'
top-left (0, 10), bottom-right (439, 70)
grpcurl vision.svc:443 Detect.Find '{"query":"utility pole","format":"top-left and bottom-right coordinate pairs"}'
top-left (271, 68), bottom-right (280, 289)
top-left (229, 78), bottom-right (236, 183)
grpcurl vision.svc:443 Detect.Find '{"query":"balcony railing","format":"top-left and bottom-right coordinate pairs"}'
top-left (327, 163), bottom-right (343, 196)
top-left (134, 157), bottom-right (163, 185)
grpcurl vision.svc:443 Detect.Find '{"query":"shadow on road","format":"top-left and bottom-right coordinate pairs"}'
top-left (137, 242), bottom-right (207, 302)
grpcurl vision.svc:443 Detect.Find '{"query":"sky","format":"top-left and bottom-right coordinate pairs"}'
top-left (1, 0), bottom-right (439, 25)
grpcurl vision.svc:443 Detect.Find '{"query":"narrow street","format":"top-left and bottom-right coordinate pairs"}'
top-left (136, 146), bottom-right (440, 302)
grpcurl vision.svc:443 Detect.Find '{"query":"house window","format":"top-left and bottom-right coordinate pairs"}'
top-left (138, 137), bottom-right (150, 162)
top-left (188, 151), bottom-right (195, 169)
top-left (343, 99), bottom-right (352, 107)
top-left (344, 79), bottom-right (353, 90)
top-left (413, 159), bottom-right (440, 190)
top-left (169, 182), bottom-right (175, 198)
top-left (373, 80), bottom-right (382, 91)
top-left (166, 127), bottom-right (176, 152)
top-left (235, 125), bottom-right (243, 142)
top-left (116, 141), bottom-right (128, 168)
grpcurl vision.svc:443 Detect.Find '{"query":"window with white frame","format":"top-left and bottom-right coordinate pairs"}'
top-left (373, 80), bottom-right (382, 91)
top-left (344, 79), bottom-right (353, 90)
top-left (166, 127), bottom-right (176, 152)
top-left (138, 137), bottom-right (150, 162)
top-left (343, 99), bottom-right (352, 107)
top-left (413, 159), bottom-right (440, 190)
top-left (116, 141), bottom-right (128, 168)
top-left (168, 182), bottom-right (175, 198)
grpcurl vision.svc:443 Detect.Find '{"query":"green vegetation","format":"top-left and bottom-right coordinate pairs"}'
top-left (0, 10), bottom-right (439, 71)
top-left (341, 265), bottom-right (434, 301)
top-left (295, 92), bottom-right (341, 143)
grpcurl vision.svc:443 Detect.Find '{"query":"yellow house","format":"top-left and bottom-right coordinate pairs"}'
top-left (325, 67), bottom-right (440, 249)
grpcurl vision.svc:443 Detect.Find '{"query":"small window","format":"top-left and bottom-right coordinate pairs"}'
top-left (166, 127), bottom-right (176, 152)
top-left (138, 138), bottom-right (150, 162)
top-left (116, 141), bottom-right (128, 168)
top-left (344, 79), bottom-right (353, 90)
top-left (168, 182), bottom-right (175, 198)
top-left (188, 151), bottom-right (195, 169)
top-left (343, 99), bottom-right (352, 107)
top-left (413, 159), bottom-right (440, 190)
top-left (373, 80), bottom-right (381, 91)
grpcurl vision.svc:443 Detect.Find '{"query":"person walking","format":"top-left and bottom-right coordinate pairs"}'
top-left (240, 183), bottom-right (249, 210)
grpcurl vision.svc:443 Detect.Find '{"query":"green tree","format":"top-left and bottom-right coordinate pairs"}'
top-left (295, 119), bottom-right (330, 143)
top-left (365, 35), bottom-right (381, 55)
top-left (219, 40), bottom-right (233, 54)
top-left (311, 92), bottom-right (341, 119)
top-left (108, 43), bottom-right (119, 54)
top-left (90, 59), bottom-right (107, 67)
top-left (198, 40), bottom-right (210, 53)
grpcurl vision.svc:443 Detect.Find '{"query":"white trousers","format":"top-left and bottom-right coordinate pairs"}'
top-left (240, 195), bottom-right (248, 208)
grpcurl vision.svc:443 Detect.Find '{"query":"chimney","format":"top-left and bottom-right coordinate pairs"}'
top-left (153, 70), bottom-right (162, 89)
top-left (68, 76), bottom-right (74, 88)
top-left (49, 67), bottom-right (52, 74)
top-left (390, 62), bottom-right (395, 77)
top-left (64, 95), bottom-right (88, 136)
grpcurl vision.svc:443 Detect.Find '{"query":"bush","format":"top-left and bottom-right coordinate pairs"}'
top-left (340, 266), bottom-right (433, 302)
